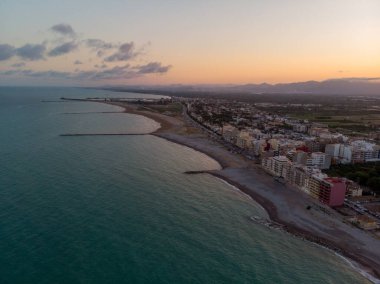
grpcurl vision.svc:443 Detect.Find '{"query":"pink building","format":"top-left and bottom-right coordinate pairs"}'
top-left (319, 177), bottom-right (346, 207)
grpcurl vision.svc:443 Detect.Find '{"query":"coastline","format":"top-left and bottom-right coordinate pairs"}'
top-left (97, 100), bottom-right (380, 282)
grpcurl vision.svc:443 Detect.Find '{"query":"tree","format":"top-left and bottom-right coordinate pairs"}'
top-left (367, 177), bottom-right (380, 191)
top-left (346, 172), bottom-right (356, 181)
top-left (356, 171), bottom-right (369, 186)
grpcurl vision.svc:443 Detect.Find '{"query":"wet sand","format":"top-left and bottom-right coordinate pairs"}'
top-left (103, 101), bottom-right (380, 281)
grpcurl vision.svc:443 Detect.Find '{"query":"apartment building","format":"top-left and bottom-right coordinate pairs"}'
top-left (261, 156), bottom-right (291, 178)
top-left (306, 174), bottom-right (346, 207)
top-left (351, 140), bottom-right (380, 163)
top-left (222, 125), bottom-right (239, 143)
top-left (236, 131), bottom-right (253, 149)
top-left (325, 143), bottom-right (352, 164)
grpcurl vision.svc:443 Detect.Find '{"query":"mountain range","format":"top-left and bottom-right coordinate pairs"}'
top-left (106, 78), bottom-right (380, 96)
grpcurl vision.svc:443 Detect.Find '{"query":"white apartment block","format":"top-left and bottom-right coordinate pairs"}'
top-left (325, 144), bottom-right (352, 163)
top-left (350, 140), bottom-right (380, 163)
top-left (261, 156), bottom-right (292, 178)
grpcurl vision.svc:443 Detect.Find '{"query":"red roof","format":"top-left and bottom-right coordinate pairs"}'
top-left (324, 177), bottom-right (344, 184)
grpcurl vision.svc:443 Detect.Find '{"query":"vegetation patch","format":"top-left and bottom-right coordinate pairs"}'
top-left (324, 162), bottom-right (380, 193)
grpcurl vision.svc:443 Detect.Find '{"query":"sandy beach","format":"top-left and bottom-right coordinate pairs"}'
top-left (104, 101), bottom-right (380, 281)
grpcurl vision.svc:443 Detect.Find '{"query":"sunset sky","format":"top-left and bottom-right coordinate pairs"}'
top-left (0, 0), bottom-right (379, 85)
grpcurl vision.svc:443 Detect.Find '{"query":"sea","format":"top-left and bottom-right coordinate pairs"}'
top-left (0, 87), bottom-right (374, 283)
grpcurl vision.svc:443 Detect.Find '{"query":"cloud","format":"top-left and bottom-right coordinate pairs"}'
top-left (0, 44), bottom-right (15, 60)
top-left (48, 41), bottom-right (78, 57)
top-left (85, 39), bottom-right (117, 58)
top-left (0, 24), bottom-right (172, 83)
top-left (135, 62), bottom-right (171, 74)
top-left (70, 65), bottom-right (135, 80)
top-left (97, 50), bottom-right (105, 57)
top-left (326, 77), bottom-right (380, 82)
top-left (16, 44), bottom-right (46, 60)
top-left (94, 64), bottom-right (107, 69)
top-left (92, 65), bottom-right (136, 79)
top-left (0, 43), bottom-right (45, 61)
top-left (0, 69), bottom-right (72, 79)
top-left (50, 24), bottom-right (76, 37)
top-left (28, 70), bottom-right (72, 78)
top-left (0, 65), bottom-right (136, 81)
top-left (104, 42), bottom-right (137, 62)
top-left (86, 39), bottom-right (115, 50)
top-left (0, 59), bottom-right (171, 80)
top-left (0, 69), bottom-right (22, 76)
top-left (1, 60), bottom-right (172, 81)
top-left (11, 62), bottom-right (26, 68)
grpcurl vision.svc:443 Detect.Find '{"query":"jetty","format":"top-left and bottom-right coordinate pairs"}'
top-left (60, 133), bottom-right (149, 137)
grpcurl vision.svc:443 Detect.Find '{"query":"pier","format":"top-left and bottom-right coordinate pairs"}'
top-left (60, 133), bottom-right (149, 137)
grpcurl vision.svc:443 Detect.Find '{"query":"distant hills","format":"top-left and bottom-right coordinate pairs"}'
top-left (103, 78), bottom-right (380, 96)
top-left (232, 78), bottom-right (380, 95)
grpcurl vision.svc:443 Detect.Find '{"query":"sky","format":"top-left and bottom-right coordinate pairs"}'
top-left (0, 0), bottom-right (379, 86)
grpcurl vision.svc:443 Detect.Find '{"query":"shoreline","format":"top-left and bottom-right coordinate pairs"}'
top-left (207, 171), bottom-right (379, 281)
top-left (84, 99), bottom-right (380, 282)
top-left (161, 134), bottom-right (380, 283)
top-left (153, 133), bottom-right (229, 169)
top-left (211, 172), bottom-right (380, 284)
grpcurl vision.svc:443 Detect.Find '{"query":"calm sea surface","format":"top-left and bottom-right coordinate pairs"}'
top-left (0, 87), bottom-right (371, 283)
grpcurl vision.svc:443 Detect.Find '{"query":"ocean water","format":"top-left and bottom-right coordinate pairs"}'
top-left (0, 87), bottom-right (372, 283)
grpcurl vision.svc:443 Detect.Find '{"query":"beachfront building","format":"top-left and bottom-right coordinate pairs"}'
top-left (261, 155), bottom-right (346, 207)
top-left (222, 125), bottom-right (239, 143)
top-left (306, 173), bottom-right (328, 199)
top-left (253, 139), bottom-right (266, 156)
top-left (235, 131), bottom-right (253, 149)
top-left (272, 156), bottom-right (292, 179)
top-left (287, 165), bottom-right (309, 191)
top-left (319, 177), bottom-right (346, 207)
top-left (267, 139), bottom-right (279, 152)
top-left (306, 174), bottom-right (346, 207)
top-left (261, 156), bottom-right (292, 178)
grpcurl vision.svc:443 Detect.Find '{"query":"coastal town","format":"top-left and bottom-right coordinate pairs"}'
top-left (181, 97), bottom-right (380, 232)
top-left (86, 94), bottom-right (380, 234)
top-left (69, 93), bottom-right (380, 234)
top-left (4, 2), bottom-right (380, 283)
top-left (64, 94), bottom-right (380, 279)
